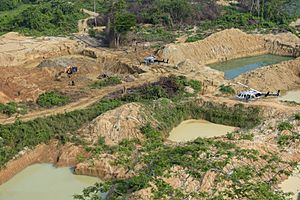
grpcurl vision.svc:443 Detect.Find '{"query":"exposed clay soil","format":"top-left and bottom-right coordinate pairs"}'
top-left (78, 103), bottom-right (148, 145)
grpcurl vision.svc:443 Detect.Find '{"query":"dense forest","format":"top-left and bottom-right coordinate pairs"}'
top-left (0, 0), bottom-right (298, 43)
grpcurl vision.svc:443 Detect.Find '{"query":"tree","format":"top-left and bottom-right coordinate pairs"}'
top-left (240, 0), bottom-right (293, 23)
top-left (106, 0), bottom-right (136, 48)
top-left (111, 12), bottom-right (136, 48)
top-left (156, 0), bottom-right (192, 24)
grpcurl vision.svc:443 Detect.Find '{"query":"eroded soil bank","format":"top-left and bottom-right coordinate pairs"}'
top-left (161, 29), bottom-right (300, 65)
top-left (0, 140), bottom-right (86, 185)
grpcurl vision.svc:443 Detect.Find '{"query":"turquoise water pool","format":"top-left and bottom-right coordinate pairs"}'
top-left (209, 54), bottom-right (294, 79)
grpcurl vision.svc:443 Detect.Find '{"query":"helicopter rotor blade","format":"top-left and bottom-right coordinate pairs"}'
top-left (236, 82), bottom-right (260, 93)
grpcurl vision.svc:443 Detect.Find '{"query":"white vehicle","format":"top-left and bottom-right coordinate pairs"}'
top-left (143, 56), bottom-right (168, 65)
top-left (236, 82), bottom-right (280, 101)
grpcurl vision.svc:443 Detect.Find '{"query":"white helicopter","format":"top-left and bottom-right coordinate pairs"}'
top-left (236, 82), bottom-right (280, 101)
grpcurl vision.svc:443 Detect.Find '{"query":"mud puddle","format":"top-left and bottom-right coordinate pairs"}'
top-left (209, 54), bottom-right (294, 79)
top-left (0, 164), bottom-right (100, 200)
top-left (168, 119), bottom-right (236, 142)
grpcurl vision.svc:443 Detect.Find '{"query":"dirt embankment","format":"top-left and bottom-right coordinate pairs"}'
top-left (265, 32), bottom-right (300, 57)
top-left (0, 140), bottom-right (86, 185)
top-left (235, 57), bottom-right (300, 91)
top-left (161, 28), bottom-right (299, 66)
top-left (0, 32), bottom-right (84, 68)
top-left (82, 48), bottom-right (147, 74)
top-left (161, 29), bottom-right (267, 65)
top-left (78, 103), bottom-right (148, 145)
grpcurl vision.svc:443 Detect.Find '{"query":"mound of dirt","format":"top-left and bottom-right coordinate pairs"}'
top-left (176, 59), bottom-right (224, 80)
top-left (161, 28), bottom-right (299, 65)
top-left (0, 66), bottom-right (44, 103)
top-left (235, 57), bottom-right (300, 91)
top-left (0, 32), bottom-right (84, 67)
top-left (161, 28), bottom-right (267, 65)
top-left (83, 48), bottom-right (146, 74)
top-left (37, 55), bottom-right (102, 76)
top-left (78, 103), bottom-right (149, 145)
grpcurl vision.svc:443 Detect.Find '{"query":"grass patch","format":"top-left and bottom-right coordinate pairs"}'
top-left (37, 91), bottom-right (70, 108)
top-left (277, 121), bottom-right (293, 131)
top-left (219, 84), bottom-right (235, 94)
top-left (90, 76), bottom-right (122, 89)
top-left (278, 132), bottom-right (300, 147)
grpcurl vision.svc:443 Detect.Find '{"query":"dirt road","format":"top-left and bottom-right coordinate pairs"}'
top-left (0, 75), bottom-right (161, 125)
top-left (78, 9), bottom-right (99, 34)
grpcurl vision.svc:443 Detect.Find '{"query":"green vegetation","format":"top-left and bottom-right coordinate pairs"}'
top-left (147, 99), bottom-right (261, 134)
top-left (0, 0), bottom-right (85, 36)
top-left (2, 74), bottom-right (290, 200)
top-left (75, 124), bottom-right (292, 200)
top-left (90, 76), bottom-right (122, 89)
top-left (0, 98), bottom-right (123, 167)
top-left (37, 91), bottom-right (70, 108)
top-left (187, 4), bottom-right (299, 42)
top-left (1, 0), bottom-right (298, 42)
top-left (0, 75), bottom-right (259, 168)
top-left (134, 26), bottom-right (177, 43)
top-left (219, 84), bottom-right (235, 94)
top-left (0, 102), bottom-right (27, 117)
top-left (0, 0), bottom-right (20, 11)
top-left (277, 121), bottom-right (293, 131)
top-left (278, 132), bottom-right (300, 147)
top-left (295, 113), bottom-right (300, 120)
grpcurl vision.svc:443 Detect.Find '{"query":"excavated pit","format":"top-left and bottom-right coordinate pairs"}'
top-left (208, 54), bottom-right (294, 79)
top-left (0, 164), bottom-right (100, 200)
top-left (161, 28), bottom-right (300, 91)
top-left (168, 119), bottom-right (236, 142)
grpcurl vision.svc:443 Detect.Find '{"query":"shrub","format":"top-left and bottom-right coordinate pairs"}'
top-left (240, 133), bottom-right (254, 141)
top-left (88, 28), bottom-right (96, 37)
top-left (219, 84), bottom-right (235, 94)
top-left (278, 132), bottom-right (300, 147)
top-left (277, 121), bottom-right (293, 131)
top-left (226, 132), bottom-right (235, 140)
top-left (188, 79), bottom-right (202, 92)
top-left (0, 0), bottom-right (19, 11)
top-left (37, 91), bottom-right (69, 108)
top-left (90, 76), bottom-right (122, 89)
top-left (295, 113), bottom-right (300, 120)
top-left (0, 102), bottom-right (27, 117)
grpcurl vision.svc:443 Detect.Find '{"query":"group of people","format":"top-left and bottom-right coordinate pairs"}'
top-left (64, 65), bottom-right (78, 86)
